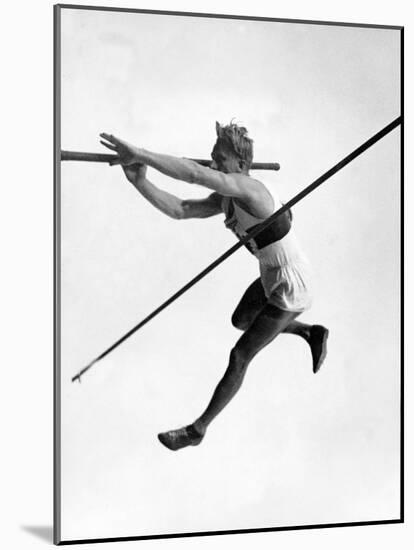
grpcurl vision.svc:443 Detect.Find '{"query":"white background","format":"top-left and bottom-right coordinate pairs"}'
top-left (0, 0), bottom-right (411, 549)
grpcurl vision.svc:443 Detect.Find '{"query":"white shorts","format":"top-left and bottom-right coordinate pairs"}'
top-left (259, 261), bottom-right (313, 313)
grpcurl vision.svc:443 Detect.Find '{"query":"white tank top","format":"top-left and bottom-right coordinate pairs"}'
top-left (221, 195), bottom-right (309, 269)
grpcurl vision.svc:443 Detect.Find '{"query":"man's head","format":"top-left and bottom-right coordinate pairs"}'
top-left (211, 121), bottom-right (254, 174)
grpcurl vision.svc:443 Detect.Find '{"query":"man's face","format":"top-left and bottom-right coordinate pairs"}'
top-left (210, 140), bottom-right (242, 174)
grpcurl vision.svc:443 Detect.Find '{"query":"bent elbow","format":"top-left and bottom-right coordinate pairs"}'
top-left (166, 209), bottom-right (183, 220)
top-left (170, 201), bottom-right (187, 220)
top-left (172, 209), bottom-right (185, 220)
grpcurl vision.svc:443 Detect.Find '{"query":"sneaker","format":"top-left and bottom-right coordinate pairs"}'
top-left (309, 325), bottom-right (329, 374)
top-left (157, 424), bottom-right (204, 451)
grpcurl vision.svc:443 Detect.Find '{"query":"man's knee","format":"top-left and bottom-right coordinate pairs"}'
top-left (231, 311), bottom-right (249, 331)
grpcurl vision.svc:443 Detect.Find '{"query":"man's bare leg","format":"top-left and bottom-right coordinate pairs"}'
top-left (231, 278), bottom-right (329, 373)
top-left (158, 304), bottom-right (299, 451)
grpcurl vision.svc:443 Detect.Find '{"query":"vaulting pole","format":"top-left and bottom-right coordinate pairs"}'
top-left (61, 150), bottom-right (280, 171)
top-left (71, 116), bottom-right (401, 382)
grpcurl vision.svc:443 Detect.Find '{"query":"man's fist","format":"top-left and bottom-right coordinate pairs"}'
top-left (99, 132), bottom-right (141, 166)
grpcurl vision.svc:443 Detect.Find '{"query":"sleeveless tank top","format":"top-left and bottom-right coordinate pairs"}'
top-left (221, 195), bottom-right (309, 269)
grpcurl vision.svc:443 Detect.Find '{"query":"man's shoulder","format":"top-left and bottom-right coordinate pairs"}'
top-left (236, 173), bottom-right (272, 199)
top-left (230, 172), bottom-right (265, 190)
top-left (229, 174), bottom-right (274, 217)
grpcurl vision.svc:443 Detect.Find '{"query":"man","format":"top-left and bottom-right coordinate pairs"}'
top-left (99, 122), bottom-right (329, 451)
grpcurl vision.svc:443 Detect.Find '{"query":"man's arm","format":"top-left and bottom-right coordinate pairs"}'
top-left (100, 133), bottom-right (257, 200)
top-left (122, 164), bottom-right (222, 220)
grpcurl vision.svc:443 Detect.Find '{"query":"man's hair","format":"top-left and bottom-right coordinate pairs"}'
top-left (215, 121), bottom-right (254, 169)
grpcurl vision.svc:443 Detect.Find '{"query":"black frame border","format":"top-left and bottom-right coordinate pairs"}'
top-left (53, 4), bottom-right (404, 545)
top-left (54, 4), bottom-right (62, 546)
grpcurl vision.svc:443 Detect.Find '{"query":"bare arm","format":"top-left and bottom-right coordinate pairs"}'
top-left (100, 133), bottom-right (257, 200)
top-left (122, 164), bottom-right (222, 220)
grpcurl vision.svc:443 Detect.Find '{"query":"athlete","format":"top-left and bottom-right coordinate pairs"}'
top-left (99, 122), bottom-right (329, 451)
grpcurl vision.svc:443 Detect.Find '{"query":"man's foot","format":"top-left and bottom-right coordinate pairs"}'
top-left (309, 325), bottom-right (329, 373)
top-left (157, 424), bottom-right (204, 451)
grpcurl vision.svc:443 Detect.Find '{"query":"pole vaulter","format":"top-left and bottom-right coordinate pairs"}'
top-left (63, 116), bottom-right (400, 451)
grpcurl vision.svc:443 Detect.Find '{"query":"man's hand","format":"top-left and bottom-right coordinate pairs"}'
top-left (99, 133), bottom-right (142, 166)
top-left (121, 163), bottom-right (148, 185)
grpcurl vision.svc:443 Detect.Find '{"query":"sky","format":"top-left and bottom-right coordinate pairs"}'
top-left (59, 7), bottom-right (401, 542)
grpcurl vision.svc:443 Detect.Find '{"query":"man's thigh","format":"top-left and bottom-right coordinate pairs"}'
top-left (232, 278), bottom-right (267, 330)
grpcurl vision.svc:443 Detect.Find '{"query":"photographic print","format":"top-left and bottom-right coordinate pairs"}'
top-left (54, 4), bottom-right (403, 544)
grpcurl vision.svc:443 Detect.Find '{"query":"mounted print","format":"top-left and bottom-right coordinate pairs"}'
top-left (54, 4), bottom-right (403, 544)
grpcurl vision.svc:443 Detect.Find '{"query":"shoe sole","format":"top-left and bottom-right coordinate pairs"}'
top-left (157, 432), bottom-right (203, 451)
